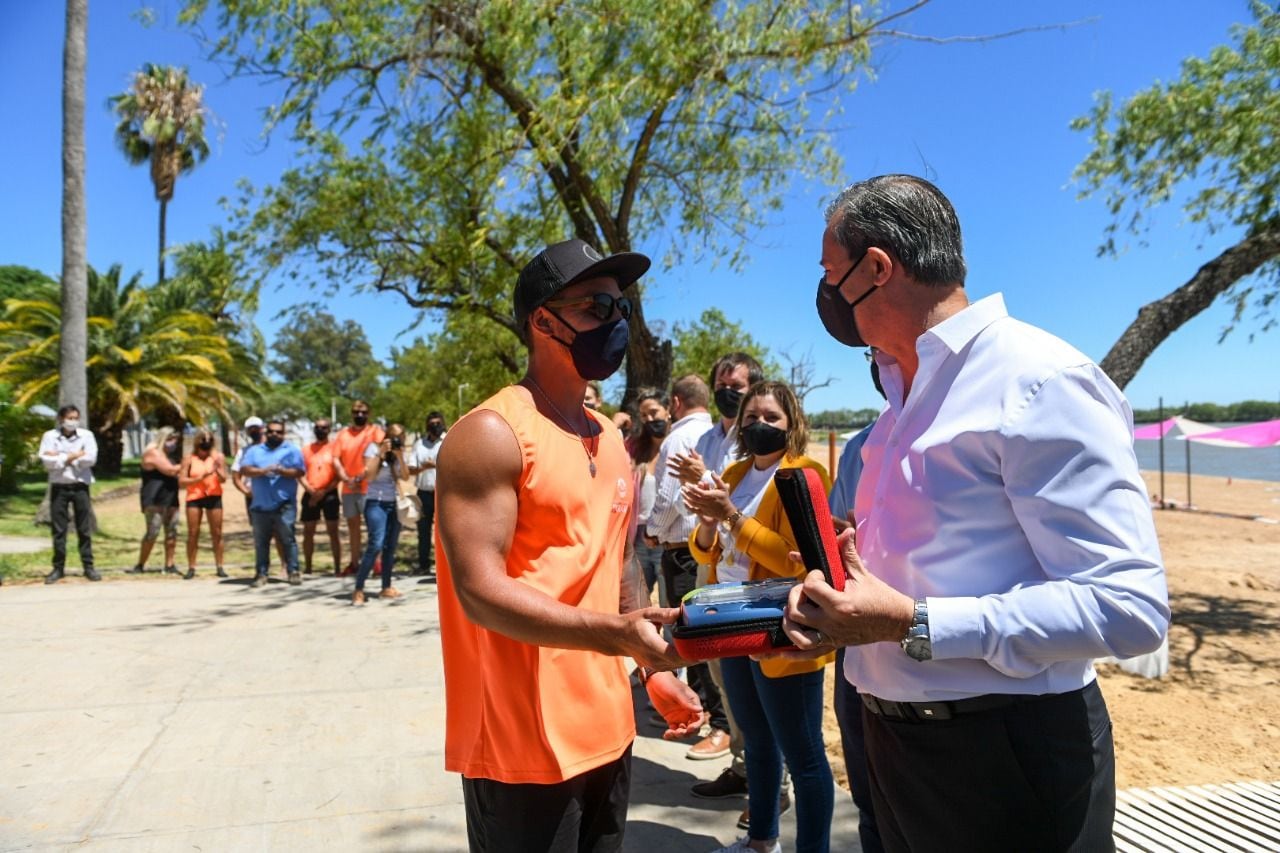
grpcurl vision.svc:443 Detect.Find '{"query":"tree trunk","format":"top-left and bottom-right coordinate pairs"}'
top-left (158, 196), bottom-right (167, 283)
top-left (1100, 220), bottom-right (1280, 389)
top-left (93, 423), bottom-right (125, 476)
top-left (621, 295), bottom-right (672, 411)
top-left (59, 0), bottom-right (88, 423)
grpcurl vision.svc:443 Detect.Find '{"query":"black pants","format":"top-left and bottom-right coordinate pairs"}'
top-left (661, 545), bottom-right (728, 732)
top-left (50, 483), bottom-right (94, 572)
top-left (864, 680), bottom-right (1115, 853)
top-left (462, 747), bottom-right (631, 853)
top-left (834, 647), bottom-right (883, 853)
top-left (416, 488), bottom-right (436, 572)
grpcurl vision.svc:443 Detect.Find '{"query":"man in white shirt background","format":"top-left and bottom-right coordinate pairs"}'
top-left (788, 173), bottom-right (1170, 850)
top-left (645, 374), bottom-right (733, 761)
top-left (39, 404), bottom-right (100, 583)
top-left (408, 411), bottom-right (447, 575)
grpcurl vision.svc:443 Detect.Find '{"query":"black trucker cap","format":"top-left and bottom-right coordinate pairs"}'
top-left (513, 238), bottom-right (650, 331)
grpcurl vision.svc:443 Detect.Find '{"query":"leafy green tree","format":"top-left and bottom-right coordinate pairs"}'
top-left (0, 383), bottom-right (47, 492)
top-left (1072, 2), bottom-right (1280, 388)
top-left (109, 63), bottom-right (211, 283)
top-left (257, 379), bottom-right (334, 422)
top-left (0, 265), bottom-right (244, 472)
top-left (0, 266), bottom-right (57, 304)
top-left (669, 308), bottom-right (778, 389)
top-left (270, 308), bottom-right (383, 402)
top-left (377, 312), bottom-right (526, 425)
top-left (182, 0), bottom-right (919, 401)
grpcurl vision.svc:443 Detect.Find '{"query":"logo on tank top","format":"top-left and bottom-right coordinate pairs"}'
top-left (611, 476), bottom-right (629, 514)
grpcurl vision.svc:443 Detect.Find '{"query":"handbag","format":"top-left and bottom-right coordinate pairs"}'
top-left (394, 474), bottom-right (422, 525)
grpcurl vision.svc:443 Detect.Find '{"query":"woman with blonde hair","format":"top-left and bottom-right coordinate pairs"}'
top-left (129, 427), bottom-right (183, 575)
top-left (683, 380), bottom-right (835, 853)
top-left (179, 428), bottom-right (228, 579)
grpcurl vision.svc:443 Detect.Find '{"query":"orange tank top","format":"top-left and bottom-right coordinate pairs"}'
top-left (185, 454), bottom-right (223, 501)
top-left (436, 385), bottom-right (635, 783)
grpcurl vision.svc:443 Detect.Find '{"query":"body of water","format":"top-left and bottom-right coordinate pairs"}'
top-left (1135, 428), bottom-right (1280, 483)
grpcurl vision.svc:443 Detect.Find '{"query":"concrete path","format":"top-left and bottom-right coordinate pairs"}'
top-left (0, 534), bottom-right (47, 555)
top-left (0, 575), bottom-right (863, 852)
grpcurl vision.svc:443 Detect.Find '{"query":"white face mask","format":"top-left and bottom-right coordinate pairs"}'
top-left (61, 419), bottom-right (81, 433)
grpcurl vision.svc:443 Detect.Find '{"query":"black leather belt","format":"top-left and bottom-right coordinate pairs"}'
top-left (861, 691), bottom-right (1025, 722)
top-left (661, 541), bottom-right (690, 551)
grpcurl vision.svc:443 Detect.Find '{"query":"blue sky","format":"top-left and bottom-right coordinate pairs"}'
top-left (2, 1), bottom-right (1276, 416)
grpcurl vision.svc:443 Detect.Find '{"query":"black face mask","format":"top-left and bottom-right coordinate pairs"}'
top-left (352, 412), bottom-right (369, 426)
top-left (197, 440), bottom-right (214, 452)
top-left (714, 387), bottom-right (744, 420)
top-left (247, 427), bottom-right (263, 442)
top-left (643, 419), bottom-right (669, 439)
top-left (740, 421), bottom-right (788, 456)
top-left (427, 422), bottom-right (444, 437)
top-left (816, 250), bottom-right (877, 348)
top-left (548, 312), bottom-right (630, 381)
top-left (314, 428), bottom-right (330, 440)
top-left (266, 435), bottom-right (284, 449)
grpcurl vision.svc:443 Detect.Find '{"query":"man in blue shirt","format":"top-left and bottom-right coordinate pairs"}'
top-left (239, 419), bottom-right (306, 587)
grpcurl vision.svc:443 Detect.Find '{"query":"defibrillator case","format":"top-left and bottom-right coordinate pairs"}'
top-left (671, 467), bottom-right (845, 660)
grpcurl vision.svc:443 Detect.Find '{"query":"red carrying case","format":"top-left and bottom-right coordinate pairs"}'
top-left (671, 467), bottom-right (843, 660)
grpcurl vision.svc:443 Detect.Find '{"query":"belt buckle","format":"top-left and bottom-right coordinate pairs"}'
top-left (911, 702), bottom-right (953, 721)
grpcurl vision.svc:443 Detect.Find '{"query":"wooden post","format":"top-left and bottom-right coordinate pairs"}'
top-left (829, 430), bottom-right (837, 476)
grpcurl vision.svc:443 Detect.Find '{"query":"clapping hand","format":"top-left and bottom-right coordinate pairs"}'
top-left (680, 472), bottom-right (734, 526)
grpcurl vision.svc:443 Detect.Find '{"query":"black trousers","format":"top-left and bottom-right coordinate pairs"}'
top-left (660, 545), bottom-right (728, 732)
top-left (864, 680), bottom-right (1116, 853)
top-left (462, 747), bottom-right (631, 853)
top-left (834, 647), bottom-right (884, 853)
top-left (50, 483), bottom-right (94, 571)
top-left (416, 488), bottom-right (436, 571)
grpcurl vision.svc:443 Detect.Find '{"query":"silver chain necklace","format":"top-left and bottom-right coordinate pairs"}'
top-left (526, 377), bottom-right (597, 477)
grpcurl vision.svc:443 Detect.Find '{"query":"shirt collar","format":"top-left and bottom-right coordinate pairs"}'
top-left (919, 292), bottom-right (1007, 355)
top-left (671, 410), bottom-right (711, 430)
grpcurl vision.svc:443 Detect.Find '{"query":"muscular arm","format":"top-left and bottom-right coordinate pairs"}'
top-left (437, 410), bottom-right (680, 668)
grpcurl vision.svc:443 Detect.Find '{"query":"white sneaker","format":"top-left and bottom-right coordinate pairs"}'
top-left (709, 837), bottom-right (781, 853)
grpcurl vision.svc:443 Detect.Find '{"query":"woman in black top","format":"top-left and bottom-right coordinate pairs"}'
top-left (130, 427), bottom-right (184, 575)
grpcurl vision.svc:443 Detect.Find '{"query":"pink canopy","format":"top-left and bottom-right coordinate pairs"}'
top-left (1185, 419), bottom-right (1280, 448)
top-left (1133, 416), bottom-right (1215, 440)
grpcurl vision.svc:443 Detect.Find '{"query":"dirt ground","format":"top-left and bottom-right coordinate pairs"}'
top-left (822, 472), bottom-right (1280, 791)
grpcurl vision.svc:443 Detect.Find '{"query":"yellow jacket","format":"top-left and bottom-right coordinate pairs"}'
top-left (688, 454), bottom-right (835, 678)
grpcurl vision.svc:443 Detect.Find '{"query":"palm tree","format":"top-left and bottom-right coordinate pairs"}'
top-left (61, 0), bottom-right (88, 418)
top-left (0, 265), bottom-right (247, 473)
top-left (109, 64), bottom-right (210, 283)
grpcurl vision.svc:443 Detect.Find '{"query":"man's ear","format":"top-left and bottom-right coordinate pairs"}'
top-left (532, 308), bottom-right (555, 334)
top-left (866, 246), bottom-right (894, 285)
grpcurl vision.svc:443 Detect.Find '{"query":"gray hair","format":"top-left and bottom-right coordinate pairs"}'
top-left (824, 175), bottom-right (966, 286)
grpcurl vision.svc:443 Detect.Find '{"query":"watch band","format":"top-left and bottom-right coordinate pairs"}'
top-left (901, 598), bottom-right (932, 661)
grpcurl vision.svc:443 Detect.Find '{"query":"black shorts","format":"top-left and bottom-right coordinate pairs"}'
top-left (188, 495), bottom-right (223, 510)
top-left (300, 490), bottom-right (340, 522)
top-left (462, 747), bottom-right (631, 853)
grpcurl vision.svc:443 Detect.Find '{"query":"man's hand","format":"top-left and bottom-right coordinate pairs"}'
top-left (667, 450), bottom-right (706, 485)
top-left (778, 527), bottom-right (915, 652)
top-left (645, 671), bottom-right (707, 741)
top-left (619, 606), bottom-right (688, 670)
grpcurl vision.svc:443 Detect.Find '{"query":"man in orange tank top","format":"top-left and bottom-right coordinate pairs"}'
top-left (436, 239), bottom-right (704, 852)
top-left (300, 417), bottom-right (342, 575)
top-left (333, 401), bottom-right (384, 575)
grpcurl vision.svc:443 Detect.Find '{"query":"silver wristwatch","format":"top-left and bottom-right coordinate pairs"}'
top-left (901, 598), bottom-right (932, 661)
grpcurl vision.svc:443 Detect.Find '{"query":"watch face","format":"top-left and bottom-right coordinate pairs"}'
top-left (903, 629), bottom-right (933, 661)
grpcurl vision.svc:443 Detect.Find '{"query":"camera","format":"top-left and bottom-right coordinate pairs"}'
top-left (390, 435), bottom-right (403, 450)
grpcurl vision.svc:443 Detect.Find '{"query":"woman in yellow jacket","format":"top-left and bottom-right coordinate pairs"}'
top-left (684, 380), bottom-right (835, 853)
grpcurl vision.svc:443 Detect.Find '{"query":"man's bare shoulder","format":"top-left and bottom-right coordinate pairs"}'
top-left (437, 409), bottom-right (523, 492)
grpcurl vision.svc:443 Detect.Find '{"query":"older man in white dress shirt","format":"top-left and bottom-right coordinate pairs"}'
top-left (39, 404), bottom-right (100, 583)
top-left (787, 174), bottom-right (1169, 852)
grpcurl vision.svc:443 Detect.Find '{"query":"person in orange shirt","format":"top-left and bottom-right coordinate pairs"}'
top-left (333, 400), bottom-right (384, 575)
top-left (301, 417), bottom-right (342, 575)
top-left (179, 428), bottom-right (228, 579)
top-left (436, 239), bottom-right (704, 852)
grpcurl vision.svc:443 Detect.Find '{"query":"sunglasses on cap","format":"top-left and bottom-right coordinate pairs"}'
top-left (543, 292), bottom-right (633, 322)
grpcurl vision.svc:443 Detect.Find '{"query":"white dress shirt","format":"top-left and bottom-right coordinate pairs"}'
top-left (694, 419), bottom-right (742, 478)
top-left (846, 293), bottom-right (1169, 702)
top-left (645, 410), bottom-right (712, 544)
top-left (39, 427), bottom-right (98, 485)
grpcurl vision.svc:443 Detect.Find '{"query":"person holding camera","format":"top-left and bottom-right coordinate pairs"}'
top-left (352, 422), bottom-right (411, 604)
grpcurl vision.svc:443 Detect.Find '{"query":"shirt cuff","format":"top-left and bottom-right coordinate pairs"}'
top-left (926, 595), bottom-right (984, 661)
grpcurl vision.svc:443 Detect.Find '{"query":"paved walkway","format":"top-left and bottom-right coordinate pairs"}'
top-left (0, 534), bottom-right (47, 555)
top-left (0, 575), bottom-right (863, 851)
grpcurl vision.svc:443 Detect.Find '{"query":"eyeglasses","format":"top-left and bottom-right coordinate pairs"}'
top-left (544, 293), bottom-right (633, 322)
